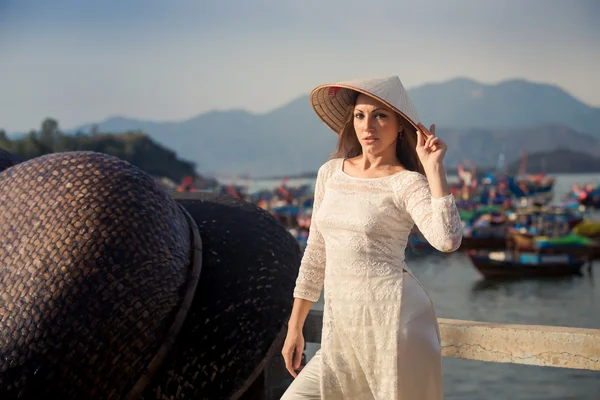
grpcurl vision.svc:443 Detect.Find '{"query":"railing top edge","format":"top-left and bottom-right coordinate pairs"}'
top-left (437, 318), bottom-right (600, 335)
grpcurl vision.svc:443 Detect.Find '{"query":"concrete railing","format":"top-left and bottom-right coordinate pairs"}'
top-left (304, 310), bottom-right (600, 371)
top-left (244, 309), bottom-right (600, 400)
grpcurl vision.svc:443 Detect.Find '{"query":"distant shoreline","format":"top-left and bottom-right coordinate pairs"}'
top-left (252, 167), bottom-right (600, 181)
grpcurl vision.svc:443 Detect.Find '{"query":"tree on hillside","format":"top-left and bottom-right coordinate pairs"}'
top-left (1, 118), bottom-right (199, 182)
top-left (40, 118), bottom-right (59, 145)
top-left (0, 129), bottom-right (10, 152)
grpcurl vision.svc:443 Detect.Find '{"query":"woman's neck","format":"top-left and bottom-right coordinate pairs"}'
top-left (355, 150), bottom-right (401, 171)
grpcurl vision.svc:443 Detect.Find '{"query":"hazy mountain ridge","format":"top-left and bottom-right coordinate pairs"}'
top-left (408, 78), bottom-right (596, 132)
top-left (505, 149), bottom-right (600, 174)
top-left (443, 124), bottom-right (600, 165)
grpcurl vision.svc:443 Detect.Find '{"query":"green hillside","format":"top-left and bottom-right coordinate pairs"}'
top-left (0, 118), bottom-right (197, 182)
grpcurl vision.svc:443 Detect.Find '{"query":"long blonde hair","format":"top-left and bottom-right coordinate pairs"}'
top-left (330, 91), bottom-right (425, 175)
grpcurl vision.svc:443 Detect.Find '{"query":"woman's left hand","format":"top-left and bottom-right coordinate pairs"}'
top-left (415, 123), bottom-right (447, 170)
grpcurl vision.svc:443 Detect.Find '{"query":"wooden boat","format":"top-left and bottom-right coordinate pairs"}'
top-left (509, 230), bottom-right (600, 259)
top-left (572, 220), bottom-right (600, 239)
top-left (410, 234), bottom-right (508, 252)
top-left (460, 235), bottom-right (507, 250)
top-left (536, 233), bottom-right (600, 259)
top-left (467, 250), bottom-right (588, 279)
top-left (510, 230), bottom-right (535, 248)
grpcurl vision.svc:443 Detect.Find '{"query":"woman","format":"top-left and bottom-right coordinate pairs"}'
top-left (281, 76), bottom-right (463, 399)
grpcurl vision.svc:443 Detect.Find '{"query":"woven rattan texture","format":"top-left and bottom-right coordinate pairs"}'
top-left (0, 151), bottom-right (192, 399)
top-left (140, 193), bottom-right (302, 400)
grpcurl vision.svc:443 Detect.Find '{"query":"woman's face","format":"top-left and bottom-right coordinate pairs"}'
top-left (353, 94), bottom-right (401, 156)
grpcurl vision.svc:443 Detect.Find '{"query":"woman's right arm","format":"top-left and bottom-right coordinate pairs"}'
top-left (291, 162), bottom-right (329, 305)
top-left (282, 298), bottom-right (313, 377)
top-left (282, 161), bottom-right (330, 376)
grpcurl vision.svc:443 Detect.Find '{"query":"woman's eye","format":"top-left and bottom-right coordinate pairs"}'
top-left (354, 112), bottom-right (386, 119)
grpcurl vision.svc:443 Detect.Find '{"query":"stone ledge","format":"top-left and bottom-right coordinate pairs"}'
top-left (303, 310), bottom-right (600, 371)
top-left (438, 318), bottom-right (600, 371)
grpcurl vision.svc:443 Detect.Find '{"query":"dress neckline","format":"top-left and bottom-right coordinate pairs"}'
top-left (338, 158), bottom-right (409, 181)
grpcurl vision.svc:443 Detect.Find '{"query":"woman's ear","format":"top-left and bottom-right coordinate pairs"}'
top-left (396, 116), bottom-right (405, 131)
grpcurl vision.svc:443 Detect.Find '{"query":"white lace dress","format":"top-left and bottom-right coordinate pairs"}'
top-left (292, 158), bottom-right (463, 400)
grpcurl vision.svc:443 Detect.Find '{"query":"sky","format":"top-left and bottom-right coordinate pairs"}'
top-left (1, 0), bottom-right (599, 132)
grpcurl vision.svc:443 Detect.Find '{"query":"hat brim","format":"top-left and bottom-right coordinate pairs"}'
top-left (310, 83), bottom-right (420, 135)
top-left (140, 192), bottom-right (302, 399)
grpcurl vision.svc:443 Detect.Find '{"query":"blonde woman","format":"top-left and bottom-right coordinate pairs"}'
top-left (281, 76), bottom-right (462, 400)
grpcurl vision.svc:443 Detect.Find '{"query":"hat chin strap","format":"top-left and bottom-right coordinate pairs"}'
top-left (125, 204), bottom-right (203, 399)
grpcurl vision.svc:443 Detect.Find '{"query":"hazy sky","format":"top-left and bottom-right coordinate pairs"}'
top-left (1, 0), bottom-right (598, 132)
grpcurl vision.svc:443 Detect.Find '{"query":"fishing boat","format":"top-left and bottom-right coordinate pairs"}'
top-left (536, 233), bottom-right (600, 255)
top-left (466, 250), bottom-right (588, 279)
top-left (507, 206), bottom-right (599, 258)
top-left (461, 206), bottom-right (508, 250)
top-left (509, 230), bottom-right (536, 249)
top-left (572, 220), bottom-right (600, 239)
top-left (461, 235), bottom-right (507, 250)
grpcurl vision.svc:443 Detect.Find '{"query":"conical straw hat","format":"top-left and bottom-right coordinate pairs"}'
top-left (310, 76), bottom-right (421, 134)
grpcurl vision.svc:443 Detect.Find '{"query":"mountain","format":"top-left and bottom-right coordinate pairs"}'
top-left (442, 124), bottom-right (600, 168)
top-left (7, 77), bottom-right (600, 177)
top-left (408, 78), bottom-right (599, 135)
top-left (506, 149), bottom-right (600, 174)
top-left (73, 97), bottom-right (338, 177)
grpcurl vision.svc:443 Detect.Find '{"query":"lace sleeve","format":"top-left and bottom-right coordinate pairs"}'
top-left (394, 171), bottom-right (463, 252)
top-left (292, 161), bottom-right (332, 302)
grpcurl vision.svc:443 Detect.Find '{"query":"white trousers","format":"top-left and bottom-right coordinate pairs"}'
top-left (280, 271), bottom-right (442, 399)
top-left (281, 349), bottom-right (323, 399)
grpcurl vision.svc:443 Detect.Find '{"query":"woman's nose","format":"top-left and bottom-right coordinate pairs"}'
top-left (365, 115), bottom-right (375, 131)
